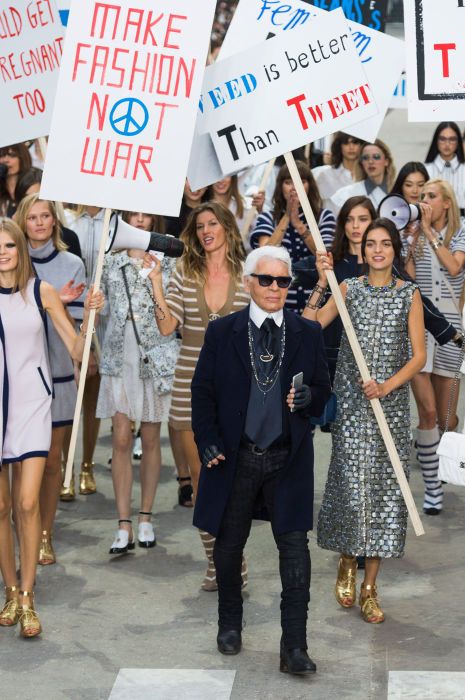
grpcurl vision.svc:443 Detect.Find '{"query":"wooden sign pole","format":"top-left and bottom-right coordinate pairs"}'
top-left (284, 152), bottom-right (424, 537)
top-left (63, 207), bottom-right (111, 487)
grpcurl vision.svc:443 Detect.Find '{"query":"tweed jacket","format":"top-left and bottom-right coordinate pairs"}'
top-left (99, 252), bottom-right (180, 391)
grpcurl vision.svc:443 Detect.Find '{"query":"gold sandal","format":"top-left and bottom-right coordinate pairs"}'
top-left (60, 461), bottom-right (75, 502)
top-left (18, 591), bottom-right (42, 638)
top-left (79, 461), bottom-right (96, 495)
top-left (0, 586), bottom-right (20, 626)
top-left (359, 584), bottom-right (385, 624)
top-left (38, 530), bottom-right (56, 566)
top-left (335, 555), bottom-right (357, 608)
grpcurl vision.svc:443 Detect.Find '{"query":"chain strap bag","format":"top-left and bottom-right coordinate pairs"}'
top-left (437, 342), bottom-right (465, 486)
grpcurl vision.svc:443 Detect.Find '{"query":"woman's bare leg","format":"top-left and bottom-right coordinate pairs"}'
top-left (0, 468), bottom-right (17, 589)
top-left (139, 422), bottom-right (162, 521)
top-left (12, 458), bottom-right (46, 596)
top-left (111, 413), bottom-right (133, 535)
top-left (40, 426), bottom-right (66, 534)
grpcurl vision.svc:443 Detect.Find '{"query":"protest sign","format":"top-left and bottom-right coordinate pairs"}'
top-left (0, 0), bottom-right (64, 147)
top-left (41, 0), bottom-right (216, 216)
top-left (218, 0), bottom-right (403, 142)
top-left (405, 0), bottom-right (465, 121)
top-left (55, 0), bottom-right (70, 26)
top-left (390, 69), bottom-right (407, 109)
top-left (200, 9), bottom-right (378, 174)
top-left (302, 0), bottom-right (388, 31)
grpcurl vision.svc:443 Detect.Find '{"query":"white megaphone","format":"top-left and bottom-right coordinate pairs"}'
top-left (106, 213), bottom-right (184, 258)
top-left (378, 194), bottom-right (421, 231)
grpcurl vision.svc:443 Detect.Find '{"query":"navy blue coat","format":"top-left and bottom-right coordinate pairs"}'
top-left (191, 306), bottom-right (331, 537)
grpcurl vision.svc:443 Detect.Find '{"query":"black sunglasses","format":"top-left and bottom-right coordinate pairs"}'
top-left (250, 273), bottom-right (292, 288)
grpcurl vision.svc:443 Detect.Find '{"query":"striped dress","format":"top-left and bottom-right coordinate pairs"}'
top-left (250, 208), bottom-right (336, 314)
top-left (166, 268), bottom-right (249, 431)
top-left (414, 226), bottom-right (465, 377)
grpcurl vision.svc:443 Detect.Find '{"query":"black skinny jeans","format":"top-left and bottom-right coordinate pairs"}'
top-left (213, 444), bottom-right (311, 650)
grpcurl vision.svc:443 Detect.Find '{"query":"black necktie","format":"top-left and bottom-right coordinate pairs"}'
top-left (444, 161), bottom-right (451, 168)
top-left (261, 318), bottom-right (278, 364)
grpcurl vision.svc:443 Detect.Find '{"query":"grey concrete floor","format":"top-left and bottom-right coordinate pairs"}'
top-left (0, 386), bottom-right (464, 700)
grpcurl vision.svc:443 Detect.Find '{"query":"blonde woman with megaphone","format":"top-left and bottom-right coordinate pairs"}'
top-left (405, 179), bottom-right (465, 516)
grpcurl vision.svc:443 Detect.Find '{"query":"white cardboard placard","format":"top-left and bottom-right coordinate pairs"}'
top-left (217, 0), bottom-right (404, 142)
top-left (40, 0), bottom-right (215, 216)
top-left (0, 0), bottom-right (64, 147)
top-left (405, 0), bottom-right (465, 121)
top-left (199, 9), bottom-right (378, 175)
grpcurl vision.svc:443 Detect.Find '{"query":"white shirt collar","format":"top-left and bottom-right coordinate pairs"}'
top-left (249, 299), bottom-right (284, 329)
top-left (435, 154), bottom-right (459, 172)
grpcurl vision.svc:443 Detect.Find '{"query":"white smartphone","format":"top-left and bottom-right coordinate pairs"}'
top-left (291, 372), bottom-right (304, 412)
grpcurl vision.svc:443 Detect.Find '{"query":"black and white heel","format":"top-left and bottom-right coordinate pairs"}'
top-left (138, 511), bottom-right (156, 548)
top-left (109, 519), bottom-right (136, 554)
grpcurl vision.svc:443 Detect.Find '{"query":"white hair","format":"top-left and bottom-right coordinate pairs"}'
top-left (243, 246), bottom-right (292, 277)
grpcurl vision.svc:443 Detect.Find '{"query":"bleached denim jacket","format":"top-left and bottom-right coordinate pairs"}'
top-left (99, 252), bottom-right (180, 393)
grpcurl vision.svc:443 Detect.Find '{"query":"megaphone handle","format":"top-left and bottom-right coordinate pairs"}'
top-left (284, 152), bottom-right (424, 537)
top-left (63, 207), bottom-right (112, 488)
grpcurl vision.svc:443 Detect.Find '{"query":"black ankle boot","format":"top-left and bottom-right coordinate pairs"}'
top-left (217, 629), bottom-right (242, 655)
top-left (280, 647), bottom-right (316, 675)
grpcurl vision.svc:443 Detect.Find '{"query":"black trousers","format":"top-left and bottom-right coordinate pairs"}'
top-left (213, 443), bottom-right (311, 650)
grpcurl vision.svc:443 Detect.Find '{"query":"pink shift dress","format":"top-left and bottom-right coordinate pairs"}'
top-left (0, 278), bottom-right (52, 465)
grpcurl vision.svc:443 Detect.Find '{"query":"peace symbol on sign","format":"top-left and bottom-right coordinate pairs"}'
top-left (109, 97), bottom-right (149, 137)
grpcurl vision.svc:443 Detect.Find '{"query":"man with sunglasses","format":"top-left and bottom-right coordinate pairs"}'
top-left (191, 246), bottom-right (331, 675)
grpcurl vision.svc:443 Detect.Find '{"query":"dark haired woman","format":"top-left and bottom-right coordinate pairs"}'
top-left (331, 140), bottom-right (396, 214)
top-left (425, 122), bottom-right (465, 212)
top-left (0, 144), bottom-right (32, 217)
top-left (0, 218), bottom-right (103, 637)
top-left (250, 160), bottom-right (336, 313)
top-left (313, 132), bottom-right (364, 209)
top-left (143, 202), bottom-right (249, 591)
top-left (304, 218), bottom-right (426, 624)
top-left (295, 195), bottom-right (458, 383)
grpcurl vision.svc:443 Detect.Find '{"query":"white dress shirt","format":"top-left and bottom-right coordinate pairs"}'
top-left (249, 299), bottom-right (284, 329)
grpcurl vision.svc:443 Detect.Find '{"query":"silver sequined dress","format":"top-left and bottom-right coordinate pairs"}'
top-left (317, 277), bottom-right (417, 558)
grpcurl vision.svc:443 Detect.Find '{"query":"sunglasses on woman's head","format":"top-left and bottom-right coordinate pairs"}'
top-left (361, 153), bottom-right (383, 161)
top-left (250, 273), bottom-right (292, 288)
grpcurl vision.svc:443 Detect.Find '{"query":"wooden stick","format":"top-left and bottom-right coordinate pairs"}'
top-left (240, 157), bottom-right (276, 243)
top-left (37, 136), bottom-right (47, 163)
top-left (63, 207), bottom-right (111, 487)
top-left (284, 152), bottom-right (424, 537)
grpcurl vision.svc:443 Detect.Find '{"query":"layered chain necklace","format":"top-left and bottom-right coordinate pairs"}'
top-left (362, 275), bottom-right (397, 293)
top-left (247, 320), bottom-right (286, 397)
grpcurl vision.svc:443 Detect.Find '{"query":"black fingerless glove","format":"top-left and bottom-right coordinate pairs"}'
top-left (293, 384), bottom-right (312, 411)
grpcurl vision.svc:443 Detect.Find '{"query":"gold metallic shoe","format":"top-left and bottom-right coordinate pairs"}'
top-left (18, 591), bottom-right (42, 638)
top-left (359, 584), bottom-right (385, 624)
top-left (60, 469), bottom-right (75, 502)
top-left (335, 555), bottom-right (357, 608)
top-left (79, 461), bottom-right (96, 495)
top-left (38, 530), bottom-right (56, 566)
top-left (0, 586), bottom-right (19, 626)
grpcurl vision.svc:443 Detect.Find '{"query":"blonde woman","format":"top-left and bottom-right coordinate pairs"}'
top-left (143, 202), bottom-right (249, 591)
top-left (405, 179), bottom-right (465, 515)
top-left (0, 218), bottom-right (102, 638)
top-left (16, 194), bottom-right (87, 566)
